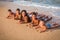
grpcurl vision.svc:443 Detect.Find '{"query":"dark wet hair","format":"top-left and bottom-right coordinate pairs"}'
top-left (16, 8), bottom-right (20, 15)
top-left (8, 9), bottom-right (12, 12)
top-left (21, 10), bottom-right (27, 16)
top-left (32, 12), bottom-right (37, 16)
top-left (16, 8), bottom-right (20, 11)
top-left (32, 12), bottom-right (37, 17)
top-left (20, 10), bottom-right (31, 22)
top-left (32, 12), bottom-right (38, 20)
top-left (21, 10), bottom-right (28, 20)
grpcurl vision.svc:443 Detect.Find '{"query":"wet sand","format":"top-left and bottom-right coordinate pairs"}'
top-left (0, 1), bottom-right (60, 40)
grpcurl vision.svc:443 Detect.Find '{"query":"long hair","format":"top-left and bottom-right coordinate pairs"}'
top-left (20, 10), bottom-right (31, 22)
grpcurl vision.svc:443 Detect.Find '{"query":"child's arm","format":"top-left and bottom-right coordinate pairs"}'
top-left (38, 21), bottom-right (47, 32)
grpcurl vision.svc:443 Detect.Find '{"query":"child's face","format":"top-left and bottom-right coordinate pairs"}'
top-left (32, 15), bottom-right (36, 20)
top-left (8, 11), bottom-right (12, 14)
top-left (22, 12), bottom-right (25, 17)
top-left (16, 10), bottom-right (20, 13)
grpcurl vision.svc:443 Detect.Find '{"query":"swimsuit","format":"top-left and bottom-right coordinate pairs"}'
top-left (46, 23), bottom-right (52, 29)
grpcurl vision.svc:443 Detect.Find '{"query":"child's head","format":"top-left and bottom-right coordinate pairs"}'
top-left (21, 10), bottom-right (27, 17)
top-left (16, 8), bottom-right (20, 14)
top-left (8, 9), bottom-right (12, 13)
top-left (32, 12), bottom-right (37, 20)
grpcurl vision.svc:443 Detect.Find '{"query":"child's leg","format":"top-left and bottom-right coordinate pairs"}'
top-left (44, 17), bottom-right (52, 22)
top-left (51, 23), bottom-right (60, 28)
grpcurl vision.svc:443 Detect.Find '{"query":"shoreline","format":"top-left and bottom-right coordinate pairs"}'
top-left (0, 1), bottom-right (60, 40)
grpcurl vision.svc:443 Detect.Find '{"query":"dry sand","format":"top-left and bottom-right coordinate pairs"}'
top-left (0, 1), bottom-right (60, 40)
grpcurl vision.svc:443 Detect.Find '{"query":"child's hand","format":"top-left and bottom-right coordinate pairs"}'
top-left (27, 23), bottom-right (33, 28)
top-left (18, 20), bottom-right (23, 24)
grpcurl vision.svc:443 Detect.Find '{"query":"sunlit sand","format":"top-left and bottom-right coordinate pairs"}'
top-left (0, 1), bottom-right (60, 40)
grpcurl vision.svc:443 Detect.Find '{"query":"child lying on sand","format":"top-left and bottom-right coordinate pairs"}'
top-left (6, 9), bottom-right (60, 33)
top-left (41, 15), bottom-right (52, 22)
top-left (27, 12), bottom-right (39, 28)
top-left (35, 21), bottom-right (60, 33)
top-left (7, 9), bottom-right (14, 19)
top-left (27, 12), bottom-right (60, 32)
top-left (14, 8), bottom-right (21, 20)
top-left (19, 10), bottom-right (31, 24)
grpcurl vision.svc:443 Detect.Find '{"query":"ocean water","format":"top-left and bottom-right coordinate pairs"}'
top-left (0, 0), bottom-right (60, 23)
top-left (14, 0), bottom-right (60, 18)
top-left (13, 0), bottom-right (60, 23)
top-left (19, 0), bottom-right (60, 6)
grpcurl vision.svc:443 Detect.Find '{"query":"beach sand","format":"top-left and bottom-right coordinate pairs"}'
top-left (0, 1), bottom-right (60, 40)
